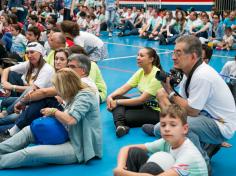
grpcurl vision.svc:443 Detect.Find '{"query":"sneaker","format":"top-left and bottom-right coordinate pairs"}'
top-left (142, 124), bottom-right (155, 136)
top-left (154, 36), bottom-right (159, 41)
top-left (204, 144), bottom-right (221, 159)
top-left (0, 130), bottom-right (11, 142)
top-left (116, 126), bottom-right (129, 138)
top-left (117, 32), bottom-right (124, 37)
top-left (108, 32), bottom-right (112, 37)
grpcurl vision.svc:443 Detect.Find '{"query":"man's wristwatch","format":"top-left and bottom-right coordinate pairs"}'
top-left (168, 91), bottom-right (177, 101)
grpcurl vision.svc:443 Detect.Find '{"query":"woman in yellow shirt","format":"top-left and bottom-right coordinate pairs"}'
top-left (107, 47), bottom-right (162, 138)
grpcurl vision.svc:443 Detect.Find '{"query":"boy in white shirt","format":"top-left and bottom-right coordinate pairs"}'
top-left (216, 27), bottom-right (234, 50)
top-left (113, 104), bottom-right (208, 176)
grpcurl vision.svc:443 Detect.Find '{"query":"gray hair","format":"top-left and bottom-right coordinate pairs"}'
top-left (175, 35), bottom-right (202, 59)
top-left (68, 54), bottom-right (91, 76)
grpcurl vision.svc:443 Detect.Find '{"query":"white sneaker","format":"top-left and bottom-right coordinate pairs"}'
top-left (108, 32), bottom-right (112, 37)
top-left (154, 36), bottom-right (159, 41)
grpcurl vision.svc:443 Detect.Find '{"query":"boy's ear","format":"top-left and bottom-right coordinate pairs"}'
top-left (183, 124), bottom-right (189, 135)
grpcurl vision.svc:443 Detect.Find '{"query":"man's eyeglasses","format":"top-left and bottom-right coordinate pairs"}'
top-left (67, 64), bottom-right (83, 69)
top-left (172, 50), bottom-right (185, 57)
top-left (67, 65), bottom-right (78, 69)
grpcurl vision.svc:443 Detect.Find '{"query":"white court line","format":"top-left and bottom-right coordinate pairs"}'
top-left (212, 54), bottom-right (234, 59)
top-left (103, 51), bottom-right (173, 61)
top-left (104, 55), bottom-right (136, 61)
top-left (159, 51), bottom-right (173, 54)
top-left (105, 41), bottom-right (234, 59)
top-left (105, 42), bottom-right (172, 51)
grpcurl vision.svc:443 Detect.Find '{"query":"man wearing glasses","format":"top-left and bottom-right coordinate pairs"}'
top-left (145, 35), bottom-right (236, 172)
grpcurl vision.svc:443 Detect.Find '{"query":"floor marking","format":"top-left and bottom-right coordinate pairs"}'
top-left (103, 51), bottom-right (173, 61)
top-left (103, 55), bottom-right (136, 61)
top-left (105, 41), bottom-right (234, 59)
top-left (212, 54), bottom-right (234, 59)
top-left (105, 42), bottom-right (172, 51)
top-left (99, 66), bottom-right (134, 73)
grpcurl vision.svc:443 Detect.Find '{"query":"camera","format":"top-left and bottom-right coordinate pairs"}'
top-left (155, 69), bottom-right (183, 87)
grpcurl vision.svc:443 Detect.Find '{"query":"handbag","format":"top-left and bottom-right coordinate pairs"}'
top-left (30, 116), bottom-right (69, 145)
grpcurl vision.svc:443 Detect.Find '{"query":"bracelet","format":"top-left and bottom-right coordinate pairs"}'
top-left (116, 100), bottom-right (120, 106)
top-left (50, 108), bottom-right (58, 116)
top-left (12, 85), bottom-right (16, 92)
top-left (168, 91), bottom-right (176, 101)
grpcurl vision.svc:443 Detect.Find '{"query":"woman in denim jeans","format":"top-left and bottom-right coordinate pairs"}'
top-left (0, 48), bottom-right (71, 137)
top-left (0, 68), bottom-right (102, 169)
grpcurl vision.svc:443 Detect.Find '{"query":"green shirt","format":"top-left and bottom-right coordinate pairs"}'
top-left (89, 62), bottom-right (107, 102)
top-left (45, 50), bottom-right (55, 67)
top-left (127, 66), bottom-right (162, 110)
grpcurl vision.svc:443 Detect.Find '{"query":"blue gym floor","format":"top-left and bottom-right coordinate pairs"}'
top-left (1, 33), bottom-right (235, 175)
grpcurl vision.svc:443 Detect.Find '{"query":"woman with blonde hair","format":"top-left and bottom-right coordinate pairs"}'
top-left (0, 68), bottom-right (102, 169)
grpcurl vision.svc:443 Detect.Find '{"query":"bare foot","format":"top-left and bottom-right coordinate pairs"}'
top-left (221, 142), bottom-right (232, 148)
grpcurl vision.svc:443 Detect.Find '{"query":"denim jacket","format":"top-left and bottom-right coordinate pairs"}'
top-left (67, 89), bottom-right (102, 163)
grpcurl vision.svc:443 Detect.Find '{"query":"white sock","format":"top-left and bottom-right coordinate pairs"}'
top-left (8, 125), bottom-right (20, 136)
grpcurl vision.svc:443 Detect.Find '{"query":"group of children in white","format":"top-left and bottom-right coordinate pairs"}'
top-left (0, 0), bottom-right (235, 176)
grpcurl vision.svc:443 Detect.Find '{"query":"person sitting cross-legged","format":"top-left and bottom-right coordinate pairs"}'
top-left (114, 104), bottom-right (208, 176)
top-left (0, 68), bottom-right (102, 169)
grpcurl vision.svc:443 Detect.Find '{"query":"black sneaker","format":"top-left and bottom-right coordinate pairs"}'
top-left (0, 130), bottom-right (11, 142)
top-left (204, 144), bottom-right (221, 159)
top-left (116, 126), bottom-right (129, 138)
top-left (142, 124), bottom-right (155, 136)
top-left (118, 32), bottom-right (124, 37)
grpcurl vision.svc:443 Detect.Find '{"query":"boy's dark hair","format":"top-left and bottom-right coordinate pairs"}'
top-left (160, 104), bottom-right (187, 125)
top-left (27, 26), bottom-right (41, 40)
top-left (79, 11), bottom-right (86, 17)
top-left (202, 44), bottom-right (213, 62)
top-left (225, 27), bottom-right (232, 33)
top-left (51, 27), bottom-right (61, 33)
top-left (47, 18), bottom-right (56, 26)
top-left (11, 24), bottom-right (21, 33)
top-left (8, 13), bottom-right (18, 24)
top-left (213, 12), bottom-right (221, 19)
top-left (60, 20), bottom-right (80, 37)
top-left (49, 14), bottom-right (58, 23)
top-left (29, 14), bottom-right (38, 22)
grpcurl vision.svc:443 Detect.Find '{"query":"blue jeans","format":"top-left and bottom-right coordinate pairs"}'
top-left (0, 123), bottom-right (14, 133)
top-left (153, 115), bottom-right (226, 164)
top-left (105, 9), bottom-right (116, 32)
top-left (0, 113), bottom-right (18, 126)
top-left (1, 97), bottom-right (18, 114)
top-left (0, 126), bottom-right (77, 169)
top-left (8, 71), bottom-right (23, 97)
top-left (16, 97), bottom-right (63, 129)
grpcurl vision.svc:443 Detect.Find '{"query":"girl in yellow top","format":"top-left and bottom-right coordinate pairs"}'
top-left (107, 47), bottom-right (162, 138)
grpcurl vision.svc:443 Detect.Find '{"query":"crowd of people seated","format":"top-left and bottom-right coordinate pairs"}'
top-left (0, 0), bottom-right (235, 175)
